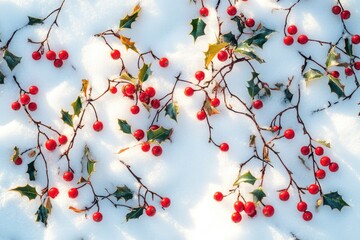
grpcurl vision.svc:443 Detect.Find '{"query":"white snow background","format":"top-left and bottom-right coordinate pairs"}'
top-left (0, 0), bottom-right (359, 239)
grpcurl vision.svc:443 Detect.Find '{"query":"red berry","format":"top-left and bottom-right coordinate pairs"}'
top-left (300, 146), bottom-right (310, 155)
top-left (354, 62), bottom-right (360, 70)
top-left (28, 102), bottom-right (37, 111)
top-left (159, 57), bottom-right (169, 68)
top-left (151, 99), bottom-right (160, 109)
top-left (345, 67), bottom-right (353, 76)
top-left (11, 101), bottom-right (21, 111)
top-left (231, 212), bottom-right (242, 223)
top-left (145, 87), bottom-right (156, 98)
top-left (315, 169), bottom-right (326, 179)
top-left (284, 36), bottom-right (294, 46)
top-left (197, 110), bottom-right (206, 120)
top-left (284, 129), bottom-right (295, 139)
top-left (124, 84), bottom-right (136, 95)
top-left (111, 49), bottom-right (121, 60)
top-left (133, 129), bottom-right (145, 141)
top-left (320, 156), bottom-right (331, 167)
top-left (314, 146), bottom-right (324, 156)
top-left (262, 205), bottom-right (274, 217)
top-left (245, 18), bottom-right (255, 28)
top-left (139, 92), bottom-right (150, 104)
top-left (219, 143), bottom-right (229, 152)
top-left (308, 184), bottom-right (319, 195)
top-left (253, 99), bottom-right (263, 109)
top-left (32, 51), bottom-right (41, 60)
top-left (244, 201), bottom-right (256, 215)
top-left (141, 142), bottom-right (151, 152)
top-left (329, 162), bottom-right (339, 172)
top-left (332, 5), bottom-right (341, 15)
top-left (20, 94), bottom-right (31, 105)
top-left (297, 34), bottom-right (309, 45)
top-left (184, 87), bottom-right (194, 96)
top-left (279, 190), bottom-right (290, 201)
top-left (130, 105), bottom-right (140, 114)
top-left (150, 125), bottom-right (160, 131)
top-left (46, 50), bottom-right (56, 60)
top-left (341, 10), bottom-right (351, 20)
top-left (227, 6), bottom-right (237, 16)
top-left (68, 188), bottom-right (78, 199)
top-left (59, 134), bottom-right (69, 147)
top-left (152, 145), bottom-right (162, 156)
top-left (161, 197), bottom-right (171, 208)
top-left (45, 139), bottom-right (57, 151)
top-left (211, 97), bottom-right (220, 107)
top-left (63, 171), bottom-right (74, 182)
top-left (48, 187), bottom-right (59, 199)
top-left (93, 212), bottom-right (103, 222)
top-left (195, 70), bottom-right (205, 81)
top-left (217, 50), bottom-right (228, 62)
top-left (29, 85), bottom-right (39, 95)
top-left (234, 201), bottom-right (244, 212)
top-left (248, 210), bottom-right (257, 218)
top-left (54, 59), bottom-right (63, 68)
top-left (213, 192), bottom-right (224, 202)
top-left (287, 25), bottom-right (298, 35)
top-left (110, 86), bottom-right (117, 94)
top-left (59, 50), bottom-right (69, 60)
top-left (352, 35), bottom-right (360, 44)
top-left (145, 205), bottom-right (156, 217)
top-left (297, 201), bottom-right (308, 212)
top-left (14, 156), bottom-right (23, 165)
top-left (93, 121), bottom-right (104, 132)
top-left (199, 7), bottom-right (209, 17)
top-left (331, 70), bottom-right (340, 78)
top-left (303, 211), bottom-right (313, 221)
top-left (272, 125), bottom-right (279, 132)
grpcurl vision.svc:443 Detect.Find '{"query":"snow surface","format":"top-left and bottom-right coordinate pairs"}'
top-left (0, 0), bottom-right (359, 239)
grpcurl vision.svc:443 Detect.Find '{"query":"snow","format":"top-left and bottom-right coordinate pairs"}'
top-left (0, 0), bottom-right (359, 239)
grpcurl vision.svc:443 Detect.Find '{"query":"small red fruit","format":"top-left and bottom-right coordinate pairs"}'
top-left (54, 59), bottom-right (63, 68)
top-left (314, 146), bottom-right (324, 156)
top-left (217, 50), bottom-right (228, 62)
top-left (184, 87), bottom-right (194, 96)
top-left (93, 212), bottom-right (103, 222)
top-left (284, 129), bottom-right (295, 139)
top-left (213, 192), bottom-right (224, 202)
top-left (297, 201), bottom-right (308, 212)
top-left (32, 51), bottom-right (41, 60)
top-left (161, 197), bottom-right (171, 208)
top-left (141, 142), bottom-right (151, 152)
top-left (14, 157), bottom-right (23, 165)
top-left (287, 25), bottom-right (298, 35)
top-left (109, 86), bottom-right (117, 94)
top-left (262, 205), bottom-right (274, 217)
top-left (234, 201), bottom-right (244, 212)
top-left (300, 146), bottom-right (310, 155)
top-left (20, 94), bottom-right (31, 105)
top-left (354, 62), bottom-right (360, 70)
top-left (332, 5), bottom-right (341, 15)
top-left (12, 101), bottom-right (21, 111)
top-left (29, 85), bottom-right (39, 95)
top-left (316, 169), bottom-right (326, 179)
top-left (45, 139), bottom-right (57, 151)
top-left (341, 10), bottom-right (351, 20)
top-left (197, 110), bottom-right (206, 121)
top-left (152, 145), bottom-right (162, 157)
top-left (130, 105), bottom-right (140, 114)
top-left (48, 187), bottom-right (59, 199)
top-left (253, 99), bottom-right (263, 109)
top-left (245, 18), bottom-right (255, 28)
top-left (68, 188), bottom-right (78, 199)
top-left (303, 211), bottom-right (313, 221)
top-left (133, 129), bottom-right (145, 141)
top-left (139, 92), bottom-right (150, 104)
top-left (329, 162), bottom-right (339, 172)
top-left (63, 171), bottom-right (74, 182)
top-left (145, 87), bottom-right (156, 98)
top-left (284, 36), bottom-right (294, 46)
top-left (151, 99), bottom-right (160, 109)
top-left (297, 34), bottom-right (309, 45)
top-left (345, 67), bottom-right (353, 76)
top-left (124, 84), bottom-right (136, 95)
top-left (59, 50), bottom-right (69, 60)
top-left (272, 125), bottom-right (279, 132)
top-left (146, 206), bottom-right (156, 217)
top-left (111, 49), bottom-right (121, 60)
top-left (195, 70), bottom-right (205, 81)
top-left (279, 190), bottom-right (290, 201)
top-left (244, 201), bottom-right (256, 215)
top-left (28, 102), bottom-right (37, 111)
top-left (231, 212), bottom-right (242, 223)
top-left (248, 210), bottom-right (257, 218)
top-left (211, 98), bottom-right (220, 107)
top-left (331, 70), bottom-right (340, 78)
top-left (199, 7), bottom-right (209, 17)
top-left (219, 143), bottom-right (229, 152)
top-left (352, 35), bottom-right (360, 44)
top-left (159, 57), bottom-right (169, 68)
top-left (46, 50), bottom-right (56, 60)
top-left (150, 125), bottom-right (159, 131)
top-left (227, 6), bottom-right (237, 16)
top-left (308, 184), bottom-right (319, 195)
top-left (93, 121), bottom-right (104, 132)
top-left (320, 156), bottom-right (331, 167)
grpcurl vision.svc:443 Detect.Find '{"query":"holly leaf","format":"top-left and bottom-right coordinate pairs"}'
top-left (61, 110), bottom-right (74, 127)
top-left (119, 71), bottom-right (137, 84)
top-left (126, 207), bottom-right (143, 221)
top-left (138, 63), bottom-right (152, 83)
top-left (120, 35), bottom-right (138, 53)
top-left (247, 72), bottom-right (261, 98)
top-left (315, 139), bottom-right (331, 148)
top-left (231, 16), bottom-right (244, 33)
top-left (328, 75), bottom-right (345, 98)
top-left (223, 32), bottom-right (237, 47)
top-left (113, 185), bottom-right (133, 201)
top-left (235, 43), bottom-right (264, 63)
top-left (35, 204), bottom-right (49, 226)
top-left (119, 4), bottom-right (141, 29)
top-left (204, 98), bottom-right (219, 116)
top-left (303, 68), bottom-right (324, 82)
top-left (71, 96), bottom-right (82, 117)
top-left (83, 145), bottom-right (96, 177)
top-left (147, 126), bottom-right (173, 144)
top-left (323, 192), bottom-right (349, 211)
top-left (244, 26), bottom-right (275, 49)
top-left (26, 160), bottom-right (37, 181)
top-left (10, 146), bottom-right (19, 162)
top-left (344, 38), bottom-right (353, 57)
top-left (0, 70), bottom-right (5, 84)
top-left (3, 50), bottom-right (21, 71)
top-left (118, 119), bottom-right (132, 134)
top-left (27, 16), bottom-right (44, 25)
top-left (11, 184), bottom-right (38, 200)
top-left (326, 46), bottom-right (343, 68)
top-left (190, 18), bottom-right (206, 42)
top-left (284, 87), bottom-right (293, 102)
top-left (204, 42), bottom-right (229, 68)
top-left (81, 79), bottom-right (89, 97)
top-left (251, 187), bottom-right (266, 202)
top-left (233, 171), bottom-right (257, 186)
top-left (165, 102), bottom-right (179, 122)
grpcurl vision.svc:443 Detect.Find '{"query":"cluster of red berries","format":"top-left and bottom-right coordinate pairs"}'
top-left (145, 197), bottom-right (171, 217)
top-left (283, 25), bottom-right (308, 46)
top-left (331, 5), bottom-right (351, 20)
top-left (32, 50), bottom-right (69, 68)
top-left (44, 134), bottom-right (68, 152)
top-left (11, 85), bottom-right (39, 112)
top-left (141, 125), bottom-right (163, 157)
top-left (300, 145), bottom-right (339, 175)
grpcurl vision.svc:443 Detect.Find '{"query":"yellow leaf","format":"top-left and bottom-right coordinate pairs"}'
top-left (69, 206), bottom-right (86, 213)
top-left (120, 35), bottom-right (138, 53)
top-left (204, 42), bottom-right (229, 68)
top-left (81, 79), bottom-right (89, 98)
top-left (203, 98), bottom-right (219, 116)
top-left (117, 147), bottom-right (130, 154)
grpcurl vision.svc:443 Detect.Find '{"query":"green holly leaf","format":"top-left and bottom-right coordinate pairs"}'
top-left (344, 38), bottom-right (353, 57)
top-left (323, 192), bottom-right (349, 211)
top-left (244, 26), bottom-right (275, 49)
top-left (204, 42), bottom-right (229, 68)
top-left (0, 70), bottom-right (5, 84)
top-left (71, 96), bottom-right (82, 117)
top-left (119, 71), bottom-right (136, 84)
top-left (235, 43), bottom-right (264, 63)
top-left (138, 63), bottom-right (152, 83)
top-left (223, 32), bottom-right (237, 47)
top-left (165, 102), bottom-right (179, 122)
top-left (118, 119), bottom-right (132, 134)
top-left (326, 46), bottom-right (343, 68)
top-left (147, 126), bottom-right (173, 144)
top-left (119, 4), bottom-right (141, 29)
top-left (303, 68), bottom-right (324, 82)
top-left (3, 50), bottom-right (21, 71)
top-left (113, 185), bottom-right (133, 201)
top-left (231, 16), bottom-right (244, 33)
top-left (315, 139), bottom-right (331, 148)
top-left (26, 160), bottom-right (37, 181)
top-left (27, 16), bottom-right (44, 25)
top-left (35, 204), bottom-right (49, 226)
top-left (233, 171), bottom-right (257, 186)
top-left (61, 110), bottom-right (73, 127)
top-left (190, 18), bottom-right (206, 42)
top-left (328, 75), bottom-right (345, 98)
top-left (126, 207), bottom-right (143, 221)
top-left (251, 187), bottom-right (266, 202)
top-left (83, 145), bottom-right (96, 177)
top-left (10, 146), bottom-right (19, 162)
top-left (11, 184), bottom-right (38, 200)
top-left (247, 72), bottom-right (261, 98)
top-left (284, 87), bottom-right (293, 102)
